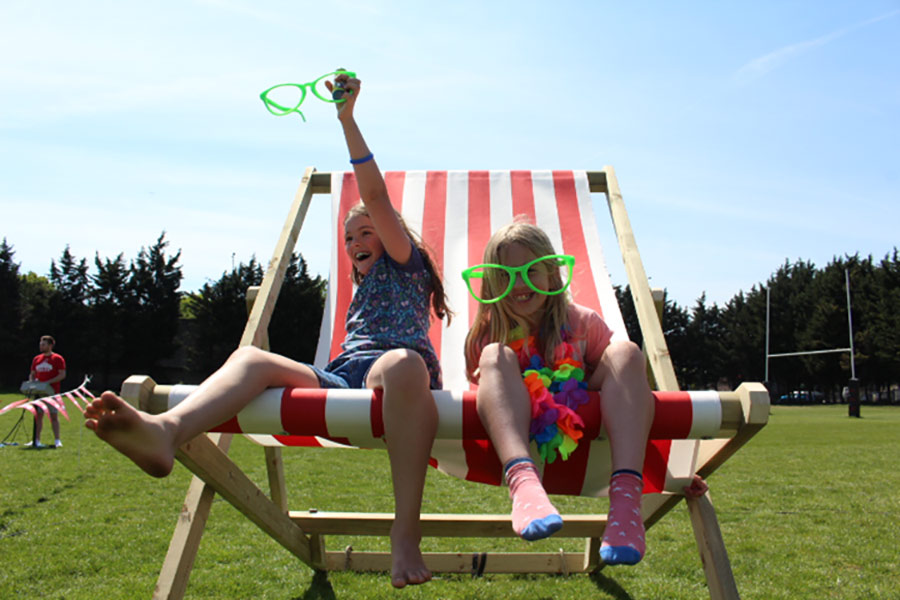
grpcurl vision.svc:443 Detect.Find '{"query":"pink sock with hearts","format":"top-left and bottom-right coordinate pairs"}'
top-left (600, 470), bottom-right (645, 565)
top-left (505, 458), bottom-right (563, 541)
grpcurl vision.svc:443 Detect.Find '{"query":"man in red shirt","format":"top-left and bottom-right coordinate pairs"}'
top-left (29, 335), bottom-right (67, 448)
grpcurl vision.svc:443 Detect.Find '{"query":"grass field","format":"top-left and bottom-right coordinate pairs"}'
top-left (1, 396), bottom-right (897, 599)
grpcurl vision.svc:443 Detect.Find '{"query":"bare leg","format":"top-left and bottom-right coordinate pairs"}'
top-left (368, 349), bottom-right (436, 588)
top-left (475, 343), bottom-right (531, 465)
top-left (589, 341), bottom-right (654, 473)
top-left (50, 412), bottom-right (61, 445)
top-left (33, 410), bottom-right (44, 445)
top-left (84, 347), bottom-right (320, 477)
top-left (476, 343), bottom-right (562, 540)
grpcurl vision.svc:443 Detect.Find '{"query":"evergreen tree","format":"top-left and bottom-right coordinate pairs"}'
top-left (45, 246), bottom-right (92, 384)
top-left (268, 253), bottom-right (326, 363)
top-left (125, 233), bottom-right (183, 374)
top-left (186, 258), bottom-right (265, 377)
top-left (90, 253), bottom-right (130, 385)
top-left (0, 239), bottom-right (23, 386)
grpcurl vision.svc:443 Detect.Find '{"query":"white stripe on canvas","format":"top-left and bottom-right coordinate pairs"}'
top-left (441, 171), bottom-right (470, 390)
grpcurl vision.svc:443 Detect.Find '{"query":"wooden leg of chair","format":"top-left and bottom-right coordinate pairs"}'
top-left (583, 536), bottom-right (601, 572)
top-left (264, 447), bottom-right (288, 512)
top-left (175, 433), bottom-right (313, 565)
top-left (686, 492), bottom-right (740, 600)
top-left (153, 433), bottom-right (232, 600)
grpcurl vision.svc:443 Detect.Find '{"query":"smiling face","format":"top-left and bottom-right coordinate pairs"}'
top-left (498, 242), bottom-right (550, 328)
top-left (344, 214), bottom-right (384, 277)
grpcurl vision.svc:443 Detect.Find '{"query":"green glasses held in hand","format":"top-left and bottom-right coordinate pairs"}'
top-left (462, 255), bottom-right (575, 304)
top-left (260, 69), bottom-right (356, 122)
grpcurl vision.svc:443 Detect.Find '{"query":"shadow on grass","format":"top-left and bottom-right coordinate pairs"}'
top-left (589, 569), bottom-right (635, 600)
top-left (291, 570), bottom-right (337, 600)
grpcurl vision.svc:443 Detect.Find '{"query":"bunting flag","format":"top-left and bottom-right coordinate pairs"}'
top-left (215, 170), bottom-right (706, 496)
top-left (1, 377), bottom-right (96, 418)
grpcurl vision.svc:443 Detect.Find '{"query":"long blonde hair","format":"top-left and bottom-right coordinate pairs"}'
top-left (343, 203), bottom-right (452, 323)
top-left (464, 219), bottom-right (569, 381)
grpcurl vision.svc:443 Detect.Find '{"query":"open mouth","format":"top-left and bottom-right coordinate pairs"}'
top-left (355, 251), bottom-right (372, 262)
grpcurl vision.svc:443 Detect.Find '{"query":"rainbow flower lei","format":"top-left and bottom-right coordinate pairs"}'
top-left (506, 327), bottom-right (590, 463)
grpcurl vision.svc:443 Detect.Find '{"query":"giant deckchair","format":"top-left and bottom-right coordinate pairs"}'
top-left (122, 168), bottom-right (769, 600)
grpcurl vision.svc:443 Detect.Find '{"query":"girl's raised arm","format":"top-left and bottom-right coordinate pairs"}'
top-left (328, 73), bottom-right (412, 265)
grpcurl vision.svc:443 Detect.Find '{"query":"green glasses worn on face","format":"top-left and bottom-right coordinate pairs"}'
top-left (462, 254), bottom-right (575, 304)
top-left (260, 69), bottom-right (356, 122)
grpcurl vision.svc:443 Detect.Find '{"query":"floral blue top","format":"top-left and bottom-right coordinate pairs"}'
top-left (325, 245), bottom-right (442, 389)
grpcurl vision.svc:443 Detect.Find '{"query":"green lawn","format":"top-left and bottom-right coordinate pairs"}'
top-left (1, 396), bottom-right (897, 599)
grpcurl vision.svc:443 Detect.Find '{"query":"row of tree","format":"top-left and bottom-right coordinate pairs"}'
top-left (617, 251), bottom-right (900, 401)
top-left (0, 235), bottom-right (325, 391)
top-left (2, 236), bottom-right (898, 402)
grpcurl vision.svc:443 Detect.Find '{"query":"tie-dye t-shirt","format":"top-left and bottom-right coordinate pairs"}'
top-left (325, 245), bottom-right (442, 389)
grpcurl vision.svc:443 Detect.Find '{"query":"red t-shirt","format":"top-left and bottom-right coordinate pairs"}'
top-left (32, 352), bottom-right (66, 393)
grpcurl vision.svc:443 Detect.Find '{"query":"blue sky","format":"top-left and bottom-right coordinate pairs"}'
top-left (2, 1), bottom-right (898, 308)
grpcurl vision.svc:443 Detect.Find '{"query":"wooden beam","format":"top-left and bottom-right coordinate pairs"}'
top-left (602, 166), bottom-right (679, 392)
top-left (240, 166), bottom-right (318, 349)
top-left (176, 433), bottom-right (313, 565)
top-left (324, 550), bottom-right (592, 574)
top-left (291, 511), bottom-right (608, 538)
top-left (687, 492), bottom-right (740, 600)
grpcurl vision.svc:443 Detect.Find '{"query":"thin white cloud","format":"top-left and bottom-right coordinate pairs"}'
top-left (733, 9), bottom-right (900, 85)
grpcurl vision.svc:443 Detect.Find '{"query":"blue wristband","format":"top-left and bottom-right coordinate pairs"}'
top-left (350, 153), bottom-right (374, 165)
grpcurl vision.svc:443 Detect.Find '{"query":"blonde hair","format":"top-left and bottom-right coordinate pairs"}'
top-left (464, 219), bottom-right (569, 381)
top-left (343, 203), bottom-right (452, 323)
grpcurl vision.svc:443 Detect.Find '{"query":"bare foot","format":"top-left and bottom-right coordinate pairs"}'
top-left (84, 391), bottom-right (176, 478)
top-left (390, 525), bottom-right (432, 589)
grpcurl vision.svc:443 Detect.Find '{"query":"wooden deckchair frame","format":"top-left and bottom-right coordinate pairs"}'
top-left (121, 167), bottom-right (769, 600)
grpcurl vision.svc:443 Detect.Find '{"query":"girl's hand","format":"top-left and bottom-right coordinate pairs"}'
top-left (683, 474), bottom-right (709, 498)
top-left (324, 70), bottom-right (360, 122)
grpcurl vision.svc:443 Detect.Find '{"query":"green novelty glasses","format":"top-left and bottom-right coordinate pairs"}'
top-left (462, 254), bottom-right (575, 304)
top-left (260, 69), bottom-right (356, 121)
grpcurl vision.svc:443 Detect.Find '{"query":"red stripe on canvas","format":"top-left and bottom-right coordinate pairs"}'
top-left (281, 387), bottom-right (329, 436)
top-left (384, 171), bottom-right (406, 212)
top-left (642, 440), bottom-right (670, 493)
top-left (212, 415), bottom-right (242, 434)
top-left (462, 386), bottom-right (502, 485)
top-left (552, 170), bottom-right (602, 315)
top-left (370, 388), bottom-right (385, 439)
top-left (422, 171), bottom-right (447, 359)
top-left (651, 392), bottom-right (693, 439)
top-left (510, 170), bottom-right (536, 221)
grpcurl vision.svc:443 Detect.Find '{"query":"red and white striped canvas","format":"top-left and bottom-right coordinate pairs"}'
top-left (232, 170), bottom-right (698, 495)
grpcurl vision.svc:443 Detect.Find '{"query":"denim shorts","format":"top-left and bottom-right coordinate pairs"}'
top-left (310, 350), bottom-right (386, 389)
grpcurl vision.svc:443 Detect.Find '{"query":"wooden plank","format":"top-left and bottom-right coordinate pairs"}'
top-left (240, 166), bottom-right (318, 349)
top-left (176, 433), bottom-right (313, 565)
top-left (583, 536), bottom-right (601, 572)
top-left (152, 475), bottom-right (217, 600)
top-left (686, 492), bottom-right (740, 600)
top-left (247, 285), bottom-right (289, 515)
top-left (602, 165), bottom-right (679, 392)
top-left (290, 511), bottom-right (608, 538)
top-left (120, 375), bottom-right (157, 410)
top-left (324, 550), bottom-right (591, 574)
